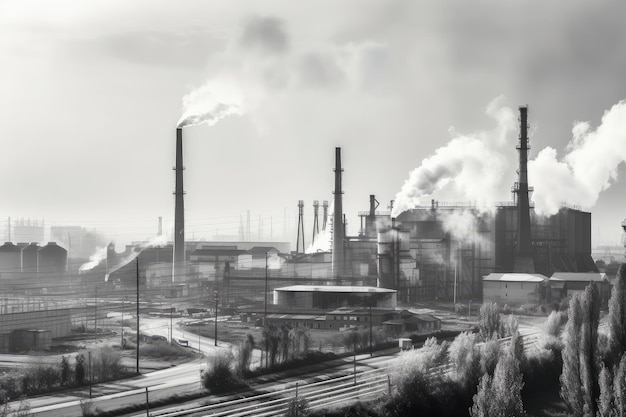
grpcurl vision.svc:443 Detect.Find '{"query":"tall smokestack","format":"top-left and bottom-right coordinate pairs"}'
top-left (173, 127), bottom-right (185, 281)
top-left (332, 147), bottom-right (345, 278)
top-left (513, 106), bottom-right (535, 273)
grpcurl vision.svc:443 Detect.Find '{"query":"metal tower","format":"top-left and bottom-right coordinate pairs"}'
top-left (296, 200), bottom-right (305, 253)
top-left (312, 200), bottom-right (320, 245)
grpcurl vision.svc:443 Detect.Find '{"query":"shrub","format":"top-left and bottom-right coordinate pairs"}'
top-left (235, 334), bottom-right (255, 377)
top-left (449, 331), bottom-right (480, 387)
top-left (92, 347), bottom-right (125, 382)
top-left (284, 396), bottom-right (310, 417)
top-left (201, 350), bottom-right (242, 393)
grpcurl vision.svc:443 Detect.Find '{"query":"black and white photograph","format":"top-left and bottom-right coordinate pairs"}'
top-left (1, 1), bottom-right (626, 416)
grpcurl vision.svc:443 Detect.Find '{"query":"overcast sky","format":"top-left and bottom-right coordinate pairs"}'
top-left (1, 0), bottom-right (626, 250)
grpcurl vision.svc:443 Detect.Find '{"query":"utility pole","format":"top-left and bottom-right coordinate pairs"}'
top-left (214, 290), bottom-right (219, 346)
top-left (369, 297), bottom-right (373, 357)
top-left (264, 251), bottom-right (269, 366)
top-left (136, 257), bottom-right (140, 374)
top-left (94, 286), bottom-right (98, 344)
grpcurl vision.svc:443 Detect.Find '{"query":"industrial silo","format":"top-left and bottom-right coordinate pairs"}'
top-left (38, 242), bottom-right (67, 278)
top-left (0, 242), bottom-right (22, 276)
top-left (21, 243), bottom-right (39, 277)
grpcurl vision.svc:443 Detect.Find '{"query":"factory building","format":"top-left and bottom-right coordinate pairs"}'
top-left (13, 218), bottom-right (45, 243)
top-left (0, 242), bottom-right (67, 290)
top-left (482, 273), bottom-right (548, 305)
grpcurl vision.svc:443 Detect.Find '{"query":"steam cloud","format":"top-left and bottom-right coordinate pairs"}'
top-left (176, 16), bottom-right (391, 130)
top-left (392, 97), bottom-right (517, 217)
top-left (529, 100), bottom-right (626, 216)
top-left (79, 246), bottom-right (108, 272)
top-left (177, 79), bottom-right (245, 128)
top-left (305, 200), bottom-right (333, 254)
top-left (392, 97), bottom-right (626, 219)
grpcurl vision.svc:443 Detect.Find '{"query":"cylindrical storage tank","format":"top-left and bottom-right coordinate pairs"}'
top-left (21, 242), bottom-right (39, 275)
top-left (38, 242), bottom-right (67, 276)
top-left (0, 242), bottom-right (22, 275)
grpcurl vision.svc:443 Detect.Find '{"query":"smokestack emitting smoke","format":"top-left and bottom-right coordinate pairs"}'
top-left (177, 79), bottom-right (245, 128)
top-left (173, 128), bottom-right (185, 282)
top-left (391, 97), bottom-right (516, 218)
top-left (392, 97), bottom-right (626, 219)
top-left (332, 148), bottom-right (345, 278)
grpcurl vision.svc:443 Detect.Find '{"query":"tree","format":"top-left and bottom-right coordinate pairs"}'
top-left (470, 373), bottom-right (492, 417)
top-left (491, 352), bottom-right (524, 417)
top-left (560, 293), bottom-right (584, 417)
top-left (61, 356), bottom-right (70, 386)
top-left (479, 337), bottom-right (500, 377)
top-left (560, 283), bottom-right (602, 417)
top-left (597, 363), bottom-right (615, 417)
top-left (478, 303), bottom-right (501, 341)
top-left (579, 282), bottom-right (601, 417)
top-left (608, 264), bottom-right (626, 360)
top-left (614, 355), bottom-right (626, 417)
top-left (75, 353), bottom-right (86, 385)
top-left (449, 331), bottom-right (480, 386)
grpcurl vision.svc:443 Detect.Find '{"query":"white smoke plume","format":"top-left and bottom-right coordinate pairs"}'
top-left (79, 245), bottom-right (108, 272)
top-left (529, 99), bottom-right (626, 216)
top-left (439, 210), bottom-right (478, 243)
top-left (391, 97), bottom-right (517, 218)
top-left (176, 16), bottom-right (390, 131)
top-left (177, 78), bottom-right (245, 128)
top-left (103, 234), bottom-right (169, 282)
top-left (305, 200), bottom-right (333, 254)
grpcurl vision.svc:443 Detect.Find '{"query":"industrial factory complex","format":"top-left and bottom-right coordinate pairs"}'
top-left (0, 105), bottom-right (608, 350)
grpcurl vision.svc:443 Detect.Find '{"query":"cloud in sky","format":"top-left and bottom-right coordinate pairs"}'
top-left (2, 0), bottom-right (626, 246)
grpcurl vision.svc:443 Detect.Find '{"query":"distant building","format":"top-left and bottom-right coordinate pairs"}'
top-left (482, 273), bottom-right (548, 305)
top-left (274, 285), bottom-right (397, 310)
top-left (549, 272), bottom-right (611, 304)
top-left (13, 218), bottom-right (44, 243)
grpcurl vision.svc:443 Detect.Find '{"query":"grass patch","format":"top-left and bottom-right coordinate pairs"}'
top-left (139, 341), bottom-right (198, 361)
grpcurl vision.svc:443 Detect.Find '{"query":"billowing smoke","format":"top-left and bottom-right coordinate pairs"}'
top-left (391, 97), bottom-right (517, 217)
top-left (79, 246), bottom-right (108, 272)
top-left (529, 99), bottom-right (626, 215)
top-left (439, 210), bottom-right (478, 243)
top-left (177, 78), bottom-right (245, 128)
top-left (176, 16), bottom-right (391, 131)
top-left (305, 200), bottom-right (334, 254)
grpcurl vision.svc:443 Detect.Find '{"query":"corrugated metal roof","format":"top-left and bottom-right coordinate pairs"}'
top-left (483, 273), bottom-right (547, 283)
top-left (550, 272), bottom-right (608, 282)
